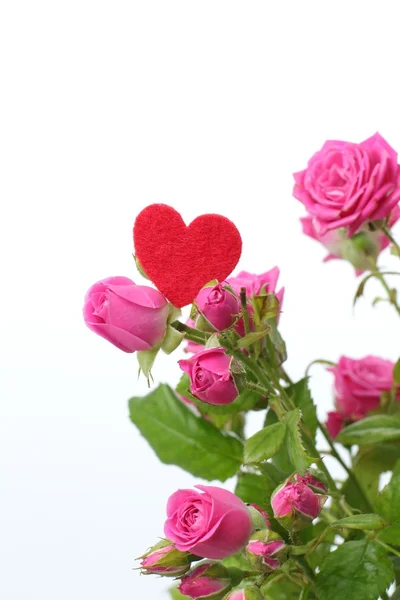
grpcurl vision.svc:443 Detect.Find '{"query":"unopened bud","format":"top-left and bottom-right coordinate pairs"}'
top-left (139, 539), bottom-right (191, 577)
top-left (178, 561), bottom-right (231, 599)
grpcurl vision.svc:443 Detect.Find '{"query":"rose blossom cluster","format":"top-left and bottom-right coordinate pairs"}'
top-left (294, 132), bottom-right (400, 273)
top-left (138, 475), bottom-right (325, 598)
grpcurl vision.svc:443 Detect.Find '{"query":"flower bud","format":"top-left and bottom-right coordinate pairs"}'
top-left (139, 539), bottom-right (191, 577)
top-left (194, 284), bottom-right (240, 332)
top-left (178, 347), bottom-right (239, 405)
top-left (178, 561), bottom-right (231, 599)
top-left (271, 477), bottom-right (326, 531)
top-left (223, 585), bottom-right (264, 600)
top-left (247, 504), bottom-right (270, 530)
top-left (246, 529), bottom-right (286, 572)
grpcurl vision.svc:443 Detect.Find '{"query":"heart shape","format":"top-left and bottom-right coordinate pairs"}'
top-left (133, 204), bottom-right (242, 308)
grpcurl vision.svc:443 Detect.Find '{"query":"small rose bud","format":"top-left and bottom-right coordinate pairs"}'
top-left (139, 539), bottom-right (192, 577)
top-left (295, 471), bottom-right (328, 493)
top-left (223, 585), bottom-right (264, 600)
top-left (271, 477), bottom-right (327, 531)
top-left (178, 348), bottom-right (239, 405)
top-left (246, 529), bottom-right (286, 572)
top-left (178, 561), bottom-right (231, 599)
top-left (194, 283), bottom-right (240, 332)
top-left (247, 504), bottom-right (271, 530)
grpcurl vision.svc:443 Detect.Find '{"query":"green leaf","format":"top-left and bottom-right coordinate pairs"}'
top-left (238, 327), bottom-right (271, 349)
top-left (261, 576), bottom-right (303, 599)
top-left (330, 514), bottom-right (387, 531)
top-left (176, 374), bottom-right (260, 417)
top-left (376, 459), bottom-right (400, 523)
top-left (353, 271), bottom-right (400, 307)
top-left (316, 539), bottom-right (394, 600)
top-left (268, 320), bottom-right (287, 365)
top-left (244, 422), bottom-right (286, 465)
top-left (235, 472), bottom-right (274, 509)
top-left (287, 378), bottom-right (317, 441)
top-left (129, 384), bottom-right (243, 481)
top-left (137, 347), bottom-right (159, 383)
top-left (337, 415), bottom-right (400, 445)
top-left (284, 408), bottom-right (313, 475)
top-left (379, 521), bottom-right (400, 544)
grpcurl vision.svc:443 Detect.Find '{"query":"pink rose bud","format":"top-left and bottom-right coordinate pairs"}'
top-left (325, 411), bottom-right (345, 439)
top-left (178, 348), bottom-right (239, 405)
top-left (164, 485), bottom-right (252, 559)
top-left (247, 504), bottom-right (271, 530)
top-left (246, 529), bottom-right (286, 572)
top-left (194, 283), bottom-right (240, 332)
top-left (329, 355), bottom-right (400, 422)
top-left (178, 561), bottom-right (231, 599)
top-left (83, 276), bottom-right (169, 353)
top-left (271, 477), bottom-right (326, 531)
top-left (227, 268), bottom-right (284, 305)
top-left (293, 132), bottom-right (400, 236)
top-left (224, 586), bottom-right (264, 600)
top-left (139, 539), bottom-right (191, 577)
top-left (296, 471), bottom-right (328, 493)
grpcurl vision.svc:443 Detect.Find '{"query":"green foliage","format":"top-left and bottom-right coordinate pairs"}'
top-left (287, 378), bottom-right (317, 441)
top-left (284, 408), bottom-right (314, 475)
top-left (337, 414), bottom-right (400, 445)
top-left (244, 422), bottom-right (286, 464)
top-left (129, 384), bottom-right (243, 481)
top-left (169, 587), bottom-right (188, 599)
top-left (330, 514), bottom-right (387, 531)
top-left (235, 472), bottom-right (275, 509)
top-left (316, 539), bottom-right (394, 600)
top-left (377, 460), bottom-right (400, 545)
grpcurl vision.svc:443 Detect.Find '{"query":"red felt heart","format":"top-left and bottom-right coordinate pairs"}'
top-left (133, 204), bottom-right (242, 308)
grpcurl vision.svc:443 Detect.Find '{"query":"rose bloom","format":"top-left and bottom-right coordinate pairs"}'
top-left (329, 355), bottom-right (400, 422)
top-left (301, 206), bottom-right (400, 274)
top-left (164, 485), bottom-right (252, 559)
top-left (83, 276), bottom-right (168, 352)
top-left (179, 347), bottom-right (238, 406)
top-left (227, 267), bottom-right (284, 307)
top-left (294, 133), bottom-right (400, 236)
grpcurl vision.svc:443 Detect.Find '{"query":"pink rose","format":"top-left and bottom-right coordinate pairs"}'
top-left (164, 485), bottom-right (252, 559)
top-left (329, 355), bottom-right (400, 421)
top-left (294, 133), bottom-right (400, 236)
top-left (296, 472), bottom-right (327, 493)
top-left (227, 267), bottom-right (284, 307)
top-left (325, 411), bottom-right (345, 439)
top-left (195, 283), bottom-right (240, 331)
top-left (178, 562), bottom-right (231, 599)
top-left (139, 543), bottom-right (191, 577)
top-left (83, 276), bottom-right (168, 353)
top-left (301, 206), bottom-right (400, 274)
top-left (178, 348), bottom-right (238, 406)
top-left (271, 478), bottom-right (326, 531)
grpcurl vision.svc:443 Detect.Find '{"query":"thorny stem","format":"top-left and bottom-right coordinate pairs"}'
top-left (171, 320), bottom-right (211, 344)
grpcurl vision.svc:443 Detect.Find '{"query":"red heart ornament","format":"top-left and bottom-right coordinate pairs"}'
top-left (133, 204), bottom-right (242, 308)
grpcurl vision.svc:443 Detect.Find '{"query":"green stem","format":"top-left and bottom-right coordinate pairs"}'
top-left (376, 539), bottom-right (400, 559)
top-left (381, 224), bottom-right (400, 257)
top-left (244, 381), bottom-right (270, 397)
top-left (240, 287), bottom-right (252, 337)
top-left (170, 320), bottom-right (211, 344)
top-left (318, 419), bottom-right (374, 512)
top-left (374, 270), bottom-right (400, 316)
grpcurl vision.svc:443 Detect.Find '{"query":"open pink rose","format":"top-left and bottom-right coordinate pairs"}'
top-left (301, 206), bottom-right (400, 274)
top-left (195, 283), bottom-right (240, 331)
top-left (164, 485), bottom-right (252, 559)
top-left (178, 347), bottom-right (238, 405)
top-left (83, 276), bottom-right (169, 353)
top-left (294, 133), bottom-right (400, 236)
top-left (329, 355), bottom-right (400, 421)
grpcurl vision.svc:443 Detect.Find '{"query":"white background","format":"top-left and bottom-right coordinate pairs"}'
top-left (1, 1), bottom-right (400, 598)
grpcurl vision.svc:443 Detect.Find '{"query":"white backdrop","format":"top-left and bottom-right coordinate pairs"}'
top-left (1, 1), bottom-right (400, 598)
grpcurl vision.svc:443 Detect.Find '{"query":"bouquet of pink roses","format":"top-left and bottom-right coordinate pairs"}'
top-left (84, 133), bottom-right (400, 600)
